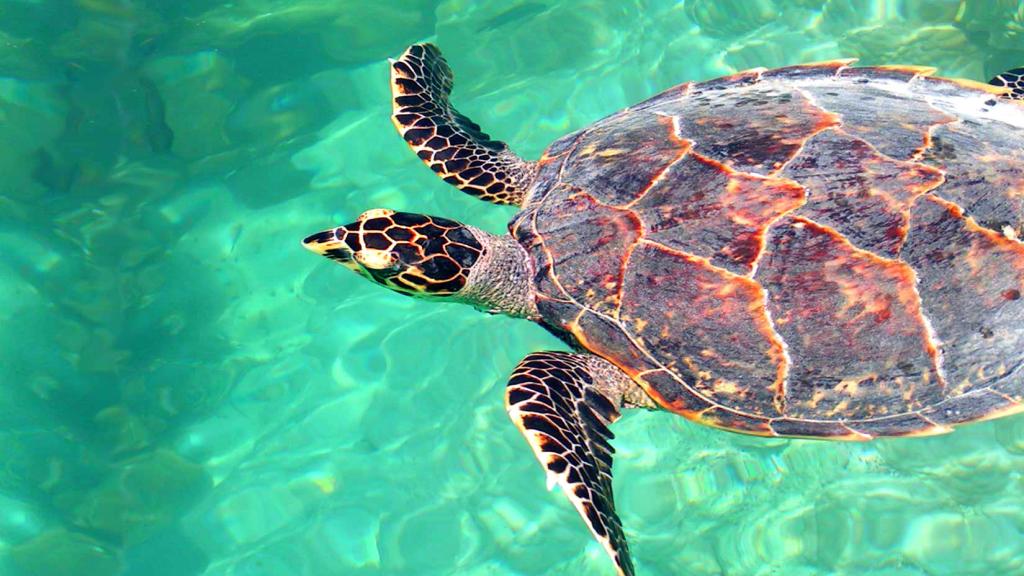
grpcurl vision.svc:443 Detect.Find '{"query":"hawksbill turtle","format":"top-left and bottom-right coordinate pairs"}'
top-left (304, 44), bottom-right (1024, 575)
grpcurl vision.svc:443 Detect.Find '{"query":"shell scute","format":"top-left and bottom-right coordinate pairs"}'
top-left (769, 418), bottom-right (865, 440)
top-left (902, 195), bottom-right (1024, 398)
top-left (571, 311), bottom-right (659, 378)
top-left (846, 413), bottom-right (949, 438)
top-left (798, 79), bottom-right (958, 160)
top-left (673, 79), bottom-right (840, 175)
top-left (635, 152), bottom-right (806, 275)
top-left (536, 295), bottom-right (582, 336)
top-left (781, 128), bottom-right (945, 256)
top-left (754, 216), bottom-right (945, 420)
top-left (698, 406), bottom-right (775, 436)
top-left (634, 369), bottom-right (712, 416)
top-left (920, 120), bottom-right (1024, 238)
top-left (920, 389), bottom-right (1022, 426)
top-left (619, 241), bottom-right (786, 418)
top-left (527, 134), bottom-right (577, 206)
top-left (560, 112), bottom-right (690, 206)
top-left (533, 189), bottom-right (642, 315)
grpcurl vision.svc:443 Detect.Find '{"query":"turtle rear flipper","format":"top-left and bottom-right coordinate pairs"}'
top-left (506, 352), bottom-right (637, 576)
top-left (391, 44), bottom-right (536, 206)
top-left (989, 67), bottom-right (1023, 100)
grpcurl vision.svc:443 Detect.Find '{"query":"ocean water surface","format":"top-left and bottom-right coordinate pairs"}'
top-left (2, 1), bottom-right (1024, 575)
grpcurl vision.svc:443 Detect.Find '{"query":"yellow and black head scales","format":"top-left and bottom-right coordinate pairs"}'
top-left (303, 209), bottom-right (484, 296)
top-left (989, 67), bottom-right (1023, 100)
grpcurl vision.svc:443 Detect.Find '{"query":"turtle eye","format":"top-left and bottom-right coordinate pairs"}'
top-left (354, 249), bottom-right (400, 272)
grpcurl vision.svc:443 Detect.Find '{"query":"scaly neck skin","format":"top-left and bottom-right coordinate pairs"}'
top-left (457, 227), bottom-right (539, 320)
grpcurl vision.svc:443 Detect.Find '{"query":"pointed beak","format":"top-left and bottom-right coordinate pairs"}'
top-left (302, 228), bottom-right (353, 262)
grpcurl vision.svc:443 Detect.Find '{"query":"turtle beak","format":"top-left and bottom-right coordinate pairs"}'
top-left (302, 228), bottom-right (354, 263)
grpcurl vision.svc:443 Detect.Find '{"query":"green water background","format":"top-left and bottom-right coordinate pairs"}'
top-left (1, 1), bottom-right (1024, 575)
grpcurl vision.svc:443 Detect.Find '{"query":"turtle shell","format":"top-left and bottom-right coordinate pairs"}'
top-left (510, 63), bottom-right (1024, 439)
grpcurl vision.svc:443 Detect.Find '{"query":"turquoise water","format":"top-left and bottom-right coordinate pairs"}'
top-left (2, 1), bottom-right (1024, 575)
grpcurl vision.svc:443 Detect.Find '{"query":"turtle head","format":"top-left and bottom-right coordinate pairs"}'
top-left (303, 208), bottom-right (485, 297)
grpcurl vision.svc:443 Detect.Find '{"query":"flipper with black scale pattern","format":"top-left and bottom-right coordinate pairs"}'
top-left (390, 43), bottom-right (536, 206)
top-left (505, 351), bottom-right (634, 576)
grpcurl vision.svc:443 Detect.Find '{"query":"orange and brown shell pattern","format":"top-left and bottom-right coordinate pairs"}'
top-left (512, 62), bottom-right (1024, 439)
top-left (304, 209), bottom-right (484, 296)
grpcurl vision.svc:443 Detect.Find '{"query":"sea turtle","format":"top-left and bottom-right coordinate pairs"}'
top-left (303, 44), bottom-right (1024, 575)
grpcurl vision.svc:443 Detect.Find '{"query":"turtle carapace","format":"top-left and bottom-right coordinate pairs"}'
top-left (304, 43), bottom-right (1024, 576)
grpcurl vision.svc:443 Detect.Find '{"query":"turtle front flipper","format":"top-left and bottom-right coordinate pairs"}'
top-left (989, 67), bottom-right (1023, 100)
top-left (505, 352), bottom-right (637, 576)
top-left (390, 44), bottom-right (536, 206)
